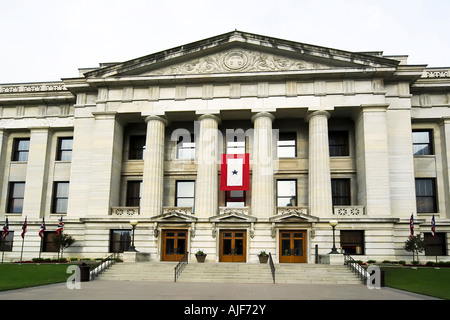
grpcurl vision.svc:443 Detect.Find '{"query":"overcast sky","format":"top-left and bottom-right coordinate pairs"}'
top-left (1, 0), bottom-right (449, 84)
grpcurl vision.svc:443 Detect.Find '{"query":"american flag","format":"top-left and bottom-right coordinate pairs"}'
top-left (410, 214), bottom-right (414, 238)
top-left (431, 214), bottom-right (436, 238)
top-left (56, 216), bottom-right (64, 235)
top-left (2, 218), bottom-right (9, 240)
top-left (39, 218), bottom-right (46, 238)
top-left (21, 217), bottom-right (27, 239)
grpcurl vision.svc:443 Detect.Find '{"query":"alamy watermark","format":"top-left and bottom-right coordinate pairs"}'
top-left (66, 265), bottom-right (81, 289)
top-left (170, 122), bottom-right (281, 174)
top-left (366, 265), bottom-right (382, 290)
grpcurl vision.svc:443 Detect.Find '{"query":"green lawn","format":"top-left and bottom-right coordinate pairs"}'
top-left (1, 264), bottom-right (449, 299)
top-left (0, 263), bottom-right (76, 291)
top-left (381, 266), bottom-right (450, 300)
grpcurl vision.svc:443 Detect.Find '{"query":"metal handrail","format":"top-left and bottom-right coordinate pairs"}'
top-left (90, 252), bottom-right (118, 280)
top-left (174, 251), bottom-right (189, 282)
top-left (344, 254), bottom-right (369, 284)
top-left (269, 252), bottom-right (276, 284)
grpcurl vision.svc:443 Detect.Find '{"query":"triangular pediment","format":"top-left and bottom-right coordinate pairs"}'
top-left (210, 209), bottom-right (257, 223)
top-left (151, 210), bottom-right (197, 223)
top-left (83, 31), bottom-right (399, 79)
top-left (270, 208), bottom-right (319, 223)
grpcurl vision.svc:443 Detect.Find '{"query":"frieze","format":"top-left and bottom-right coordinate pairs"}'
top-left (423, 69), bottom-right (450, 78)
top-left (148, 49), bottom-right (330, 75)
top-left (0, 83), bottom-right (67, 93)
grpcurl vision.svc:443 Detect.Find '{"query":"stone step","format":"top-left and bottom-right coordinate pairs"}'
top-left (98, 262), bottom-right (363, 284)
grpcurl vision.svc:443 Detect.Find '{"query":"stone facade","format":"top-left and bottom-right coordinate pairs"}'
top-left (0, 31), bottom-right (449, 263)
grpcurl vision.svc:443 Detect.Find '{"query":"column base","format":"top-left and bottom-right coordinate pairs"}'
top-left (122, 252), bottom-right (150, 262)
top-left (319, 253), bottom-right (344, 265)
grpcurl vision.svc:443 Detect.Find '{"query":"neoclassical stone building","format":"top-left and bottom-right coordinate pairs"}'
top-left (0, 31), bottom-right (449, 263)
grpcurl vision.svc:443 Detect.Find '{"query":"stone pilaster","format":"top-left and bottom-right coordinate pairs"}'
top-left (141, 115), bottom-right (168, 216)
top-left (354, 105), bottom-right (391, 216)
top-left (23, 127), bottom-right (52, 218)
top-left (306, 110), bottom-right (332, 218)
top-left (194, 114), bottom-right (221, 218)
top-left (0, 129), bottom-right (8, 213)
top-left (251, 112), bottom-right (275, 218)
top-left (440, 117), bottom-right (450, 219)
top-left (88, 112), bottom-right (124, 216)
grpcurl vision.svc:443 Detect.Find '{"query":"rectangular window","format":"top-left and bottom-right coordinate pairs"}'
top-left (52, 182), bottom-right (70, 214)
top-left (176, 181), bottom-right (195, 210)
top-left (415, 178), bottom-right (437, 213)
top-left (12, 138), bottom-right (30, 161)
top-left (42, 231), bottom-right (59, 252)
top-left (329, 131), bottom-right (349, 156)
top-left (412, 130), bottom-right (434, 156)
top-left (177, 134), bottom-right (195, 160)
top-left (7, 182), bottom-right (25, 213)
top-left (226, 134), bottom-right (246, 154)
top-left (226, 190), bottom-right (246, 207)
top-left (126, 181), bottom-right (142, 207)
top-left (129, 136), bottom-right (146, 160)
top-left (0, 231), bottom-right (14, 252)
top-left (340, 230), bottom-right (365, 255)
top-left (56, 137), bottom-right (73, 161)
top-left (424, 233), bottom-right (447, 256)
top-left (277, 180), bottom-right (297, 207)
top-left (277, 132), bottom-right (297, 158)
top-left (109, 229), bottom-right (131, 253)
top-left (331, 179), bottom-right (351, 206)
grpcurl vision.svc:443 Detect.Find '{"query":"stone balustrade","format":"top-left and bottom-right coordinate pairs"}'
top-left (219, 206), bottom-right (250, 216)
top-left (276, 206), bottom-right (309, 215)
top-left (111, 207), bottom-right (140, 216)
top-left (333, 205), bottom-right (365, 216)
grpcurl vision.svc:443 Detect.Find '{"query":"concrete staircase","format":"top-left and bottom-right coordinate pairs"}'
top-left (98, 262), bottom-right (362, 284)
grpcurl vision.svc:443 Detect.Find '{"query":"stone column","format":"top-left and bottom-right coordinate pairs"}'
top-left (354, 105), bottom-right (391, 216)
top-left (194, 114), bottom-right (221, 218)
top-left (141, 115), bottom-right (168, 216)
top-left (251, 112), bottom-right (275, 218)
top-left (306, 110), bottom-right (333, 218)
top-left (23, 127), bottom-right (52, 218)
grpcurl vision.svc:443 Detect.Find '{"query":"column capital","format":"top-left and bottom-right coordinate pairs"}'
top-left (197, 113), bottom-right (221, 124)
top-left (251, 111), bottom-right (275, 123)
top-left (144, 115), bottom-right (169, 126)
top-left (305, 110), bottom-right (331, 122)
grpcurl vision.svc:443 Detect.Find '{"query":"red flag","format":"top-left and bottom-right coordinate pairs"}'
top-left (21, 217), bottom-right (27, 239)
top-left (56, 216), bottom-right (64, 235)
top-left (2, 218), bottom-right (9, 240)
top-left (39, 218), bottom-right (46, 238)
top-left (220, 153), bottom-right (249, 191)
top-left (431, 214), bottom-right (436, 237)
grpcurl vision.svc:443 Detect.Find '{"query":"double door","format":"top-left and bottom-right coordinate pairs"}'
top-left (162, 230), bottom-right (187, 261)
top-left (219, 230), bottom-right (246, 262)
top-left (279, 230), bottom-right (307, 263)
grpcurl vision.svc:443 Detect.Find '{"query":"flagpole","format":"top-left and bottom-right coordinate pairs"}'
top-left (20, 216), bottom-right (27, 262)
top-left (20, 236), bottom-right (25, 262)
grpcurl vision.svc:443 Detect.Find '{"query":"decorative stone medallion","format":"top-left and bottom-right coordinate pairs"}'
top-left (223, 51), bottom-right (249, 71)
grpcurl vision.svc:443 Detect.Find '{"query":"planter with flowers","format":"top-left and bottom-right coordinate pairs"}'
top-left (195, 250), bottom-right (207, 263)
top-left (258, 251), bottom-right (269, 263)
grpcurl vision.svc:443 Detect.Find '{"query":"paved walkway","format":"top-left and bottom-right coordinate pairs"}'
top-left (0, 280), bottom-right (439, 300)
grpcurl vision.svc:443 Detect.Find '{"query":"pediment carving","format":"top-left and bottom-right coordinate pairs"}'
top-left (151, 210), bottom-right (197, 223)
top-left (209, 211), bottom-right (257, 223)
top-left (143, 48), bottom-right (331, 76)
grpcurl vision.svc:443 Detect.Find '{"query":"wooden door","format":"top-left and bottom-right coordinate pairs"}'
top-left (279, 230), bottom-right (306, 263)
top-left (162, 230), bottom-right (188, 261)
top-left (219, 230), bottom-right (246, 262)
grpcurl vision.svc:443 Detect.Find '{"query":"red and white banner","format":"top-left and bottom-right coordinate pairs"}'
top-left (220, 153), bottom-right (249, 191)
